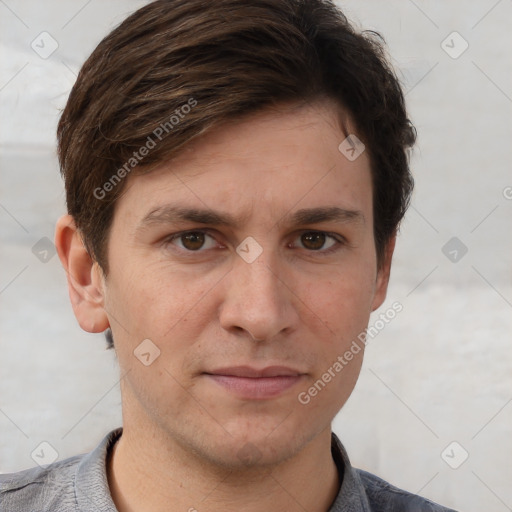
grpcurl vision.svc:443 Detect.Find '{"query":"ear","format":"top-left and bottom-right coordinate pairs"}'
top-left (371, 232), bottom-right (396, 312)
top-left (54, 214), bottom-right (110, 333)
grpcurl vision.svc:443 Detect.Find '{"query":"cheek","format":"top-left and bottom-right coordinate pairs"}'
top-left (106, 264), bottom-right (233, 394)
top-left (105, 263), bottom-right (213, 408)
top-left (300, 263), bottom-right (374, 409)
top-left (304, 265), bottom-right (376, 341)
top-left (107, 260), bottom-right (218, 339)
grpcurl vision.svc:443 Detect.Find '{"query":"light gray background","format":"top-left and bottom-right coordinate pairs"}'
top-left (1, 1), bottom-right (511, 511)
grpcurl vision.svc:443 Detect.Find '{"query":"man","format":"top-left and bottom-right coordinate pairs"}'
top-left (0, 0), bottom-right (456, 510)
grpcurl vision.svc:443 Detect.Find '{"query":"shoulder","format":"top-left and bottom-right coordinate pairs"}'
top-left (355, 468), bottom-right (458, 512)
top-left (0, 454), bottom-right (83, 511)
top-left (330, 432), bottom-right (457, 512)
top-left (0, 428), bottom-right (121, 512)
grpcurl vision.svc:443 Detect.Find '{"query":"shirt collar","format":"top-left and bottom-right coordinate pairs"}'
top-left (73, 428), bottom-right (371, 512)
top-left (74, 427), bottom-right (122, 512)
top-left (329, 432), bottom-right (372, 512)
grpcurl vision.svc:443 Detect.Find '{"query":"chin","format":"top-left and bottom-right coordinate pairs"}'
top-left (202, 423), bottom-right (314, 470)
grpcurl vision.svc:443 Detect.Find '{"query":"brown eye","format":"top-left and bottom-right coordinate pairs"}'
top-left (301, 232), bottom-right (327, 250)
top-left (180, 232), bottom-right (206, 250)
top-left (294, 231), bottom-right (341, 254)
top-left (163, 230), bottom-right (220, 254)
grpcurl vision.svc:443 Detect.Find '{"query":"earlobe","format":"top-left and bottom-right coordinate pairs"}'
top-left (371, 233), bottom-right (397, 312)
top-left (54, 214), bottom-right (110, 333)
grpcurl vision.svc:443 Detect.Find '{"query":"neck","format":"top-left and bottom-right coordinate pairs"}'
top-left (107, 424), bottom-right (340, 512)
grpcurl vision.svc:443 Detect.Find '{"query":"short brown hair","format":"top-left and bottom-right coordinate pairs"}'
top-left (58, 0), bottom-right (415, 277)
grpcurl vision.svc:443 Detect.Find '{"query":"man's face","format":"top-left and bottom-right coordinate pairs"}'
top-left (99, 101), bottom-right (392, 468)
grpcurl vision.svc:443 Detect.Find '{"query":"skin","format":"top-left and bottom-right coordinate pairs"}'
top-left (55, 100), bottom-right (395, 512)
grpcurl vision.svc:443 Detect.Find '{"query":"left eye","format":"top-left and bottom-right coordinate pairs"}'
top-left (294, 231), bottom-right (338, 251)
top-left (167, 231), bottom-right (218, 251)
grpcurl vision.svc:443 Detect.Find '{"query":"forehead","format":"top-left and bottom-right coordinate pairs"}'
top-left (116, 101), bottom-right (373, 228)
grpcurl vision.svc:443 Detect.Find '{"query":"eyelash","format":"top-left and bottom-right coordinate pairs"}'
top-left (162, 230), bottom-right (346, 256)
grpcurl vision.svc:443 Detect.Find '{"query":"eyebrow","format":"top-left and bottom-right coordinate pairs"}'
top-left (136, 204), bottom-right (364, 234)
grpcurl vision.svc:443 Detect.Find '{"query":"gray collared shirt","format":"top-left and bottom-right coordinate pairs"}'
top-left (0, 428), bottom-right (457, 511)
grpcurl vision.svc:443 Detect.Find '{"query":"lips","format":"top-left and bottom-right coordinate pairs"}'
top-left (204, 366), bottom-right (306, 400)
top-left (206, 365), bottom-right (303, 378)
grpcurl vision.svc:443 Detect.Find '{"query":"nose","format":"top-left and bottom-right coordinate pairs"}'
top-left (219, 251), bottom-right (299, 342)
